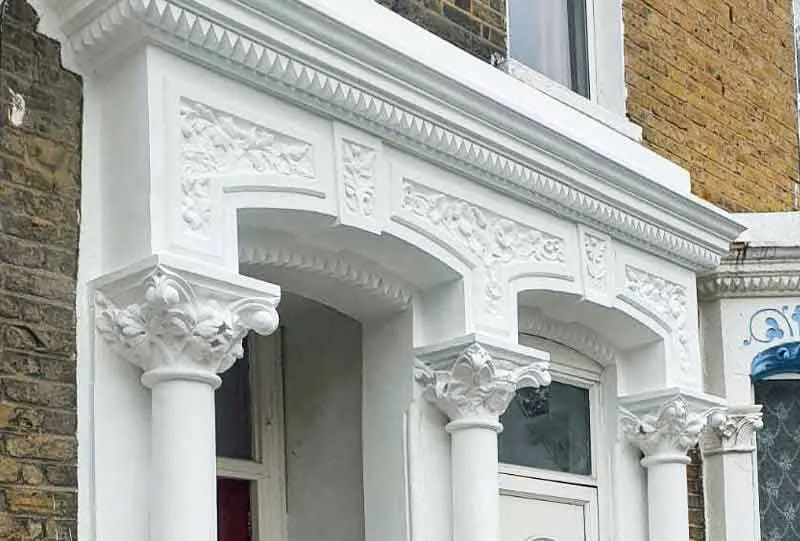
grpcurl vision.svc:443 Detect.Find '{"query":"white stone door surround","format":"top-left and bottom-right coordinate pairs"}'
top-left (42, 1), bottom-right (747, 540)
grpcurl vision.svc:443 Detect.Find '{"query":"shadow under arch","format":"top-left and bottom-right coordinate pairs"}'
top-left (511, 275), bottom-right (672, 395)
top-left (236, 207), bottom-right (469, 325)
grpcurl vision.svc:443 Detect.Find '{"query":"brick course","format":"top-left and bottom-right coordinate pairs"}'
top-left (624, 0), bottom-right (800, 212)
top-left (0, 1), bottom-right (81, 539)
top-left (377, 0), bottom-right (507, 62)
top-left (687, 447), bottom-right (706, 541)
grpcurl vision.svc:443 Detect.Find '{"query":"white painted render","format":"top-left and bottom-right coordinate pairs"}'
top-left (28, 1), bottom-right (789, 541)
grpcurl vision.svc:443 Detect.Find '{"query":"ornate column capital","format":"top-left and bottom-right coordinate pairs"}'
top-left (619, 392), bottom-right (717, 466)
top-left (414, 334), bottom-right (550, 430)
top-left (703, 405), bottom-right (763, 456)
top-left (93, 255), bottom-right (280, 388)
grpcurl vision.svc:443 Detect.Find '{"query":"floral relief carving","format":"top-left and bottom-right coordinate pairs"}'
top-left (704, 406), bottom-right (763, 455)
top-left (623, 266), bottom-right (690, 376)
top-left (180, 99), bottom-right (315, 235)
top-left (415, 343), bottom-right (551, 422)
top-left (583, 232), bottom-right (608, 288)
top-left (95, 266), bottom-right (279, 376)
top-left (341, 139), bottom-right (377, 218)
top-left (402, 180), bottom-right (565, 311)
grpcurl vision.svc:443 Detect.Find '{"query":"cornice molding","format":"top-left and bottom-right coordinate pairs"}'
top-left (58, 0), bottom-right (741, 270)
top-left (415, 335), bottom-right (551, 427)
top-left (517, 307), bottom-right (618, 367)
top-left (93, 255), bottom-right (280, 386)
top-left (698, 271), bottom-right (800, 300)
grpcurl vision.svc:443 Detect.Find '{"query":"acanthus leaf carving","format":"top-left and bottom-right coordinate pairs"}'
top-left (402, 180), bottom-right (565, 312)
top-left (180, 98), bottom-right (315, 236)
top-left (620, 398), bottom-right (707, 463)
top-left (415, 342), bottom-right (551, 424)
top-left (623, 266), bottom-right (690, 377)
top-left (583, 232), bottom-right (608, 286)
top-left (704, 406), bottom-right (763, 455)
top-left (341, 139), bottom-right (377, 218)
top-left (95, 266), bottom-right (279, 379)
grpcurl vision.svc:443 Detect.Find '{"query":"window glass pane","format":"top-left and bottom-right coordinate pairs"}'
top-left (215, 339), bottom-right (255, 460)
top-left (508, 0), bottom-right (590, 97)
top-left (755, 380), bottom-right (800, 541)
top-left (217, 478), bottom-right (253, 541)
top-left (499, 381), bottom-right (592, 475)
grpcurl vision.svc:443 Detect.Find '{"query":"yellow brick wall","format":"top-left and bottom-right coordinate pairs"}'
top-left (624, 0), bottom-right (800, 212)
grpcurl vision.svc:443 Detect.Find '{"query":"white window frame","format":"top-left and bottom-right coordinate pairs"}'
top-left (502, 0), bottom-right (637, 140)
top-left (500, 333), bottom-right (611, 541)
top-left (216, 331), bottom-right (288, 541)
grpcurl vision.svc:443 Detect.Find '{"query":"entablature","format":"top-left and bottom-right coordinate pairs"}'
top-left (51, 0), bottom-right (743, 273)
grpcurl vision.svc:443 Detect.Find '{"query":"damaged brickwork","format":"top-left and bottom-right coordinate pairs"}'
top-left (0, 0), bottom-right (82, 539)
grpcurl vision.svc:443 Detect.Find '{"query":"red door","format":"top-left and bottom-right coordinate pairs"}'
top-left (217, 478), bottom-right (252, 541)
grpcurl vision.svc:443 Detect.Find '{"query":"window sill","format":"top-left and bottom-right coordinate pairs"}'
top-left (498, 58), bottom-right (643, 142)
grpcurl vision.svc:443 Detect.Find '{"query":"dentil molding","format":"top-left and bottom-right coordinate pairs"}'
top-left (518, 307), bottom-right (618, 367)
top-left (238, 239), bottom-right (414, 310)
top-left (55, 0), bottom-right (742, 271)
top-left (703, 405), bottom-right (763, 456)
top-left (415, 335), bottom-right (550, 426)
top-left (93, 256), bottom-right (280, 385)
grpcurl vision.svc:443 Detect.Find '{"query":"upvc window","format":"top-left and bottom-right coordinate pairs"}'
top-left (498, 335), bottom-right (607, 541)
top-left (507, 0), bottom-right (591, 98)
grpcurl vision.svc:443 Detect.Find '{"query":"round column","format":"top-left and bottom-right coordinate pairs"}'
top-left (96, 263), bottom-right (280, 541)
top-left (415, 339), bottom-right (550, 541)
top-left (448, 418), bottom-right (503, 541)
top-left (621, 398), bottom-right (706, 541)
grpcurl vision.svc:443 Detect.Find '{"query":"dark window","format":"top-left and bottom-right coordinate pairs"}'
top-left (755, 379), bottom-right (800, 541)
top-left (215, 340), bottom-right (255, 460)
top-left (499, 381), bottom-right (592, 475)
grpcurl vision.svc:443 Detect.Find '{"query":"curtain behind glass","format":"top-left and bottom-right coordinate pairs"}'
top-left (508, 0), bottom-right (590, 97)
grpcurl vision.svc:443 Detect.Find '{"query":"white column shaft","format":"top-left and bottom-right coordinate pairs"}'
top-left (646, 461), bottom-right (690, 541)
top-left (150, 379), bottom-right (218, 541)
top-left (705, 453), bottom-right (759, 541)
top-left (450, 425), bottom-right (500, 541)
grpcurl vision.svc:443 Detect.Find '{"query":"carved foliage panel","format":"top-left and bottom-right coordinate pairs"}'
top-left (578, 225), bottom-right (613, 306)
top-left (399, 179), bottom-right (566, 315)
top-left (621, 264), bottom-right (693, 383)
top-left (334, 122), bottom-right (388, 234)
top-left (178, 97), bottom-right (318, 244)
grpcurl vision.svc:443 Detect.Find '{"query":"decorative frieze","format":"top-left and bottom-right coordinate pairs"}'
top-left (620, 398), bottom-right (706, 464)
top-left (62, 0), bottom-right (739, 271)
top-left (180, 99), bottom-right (315, 236)
top-left (703, 406), bottom-right (763, 456)
top-left (95, 261), bottom-right (280, 383)
top-left (415, 337), bottom-right (551, 424)
top-left (402, 180), bottom-right (565, 312)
